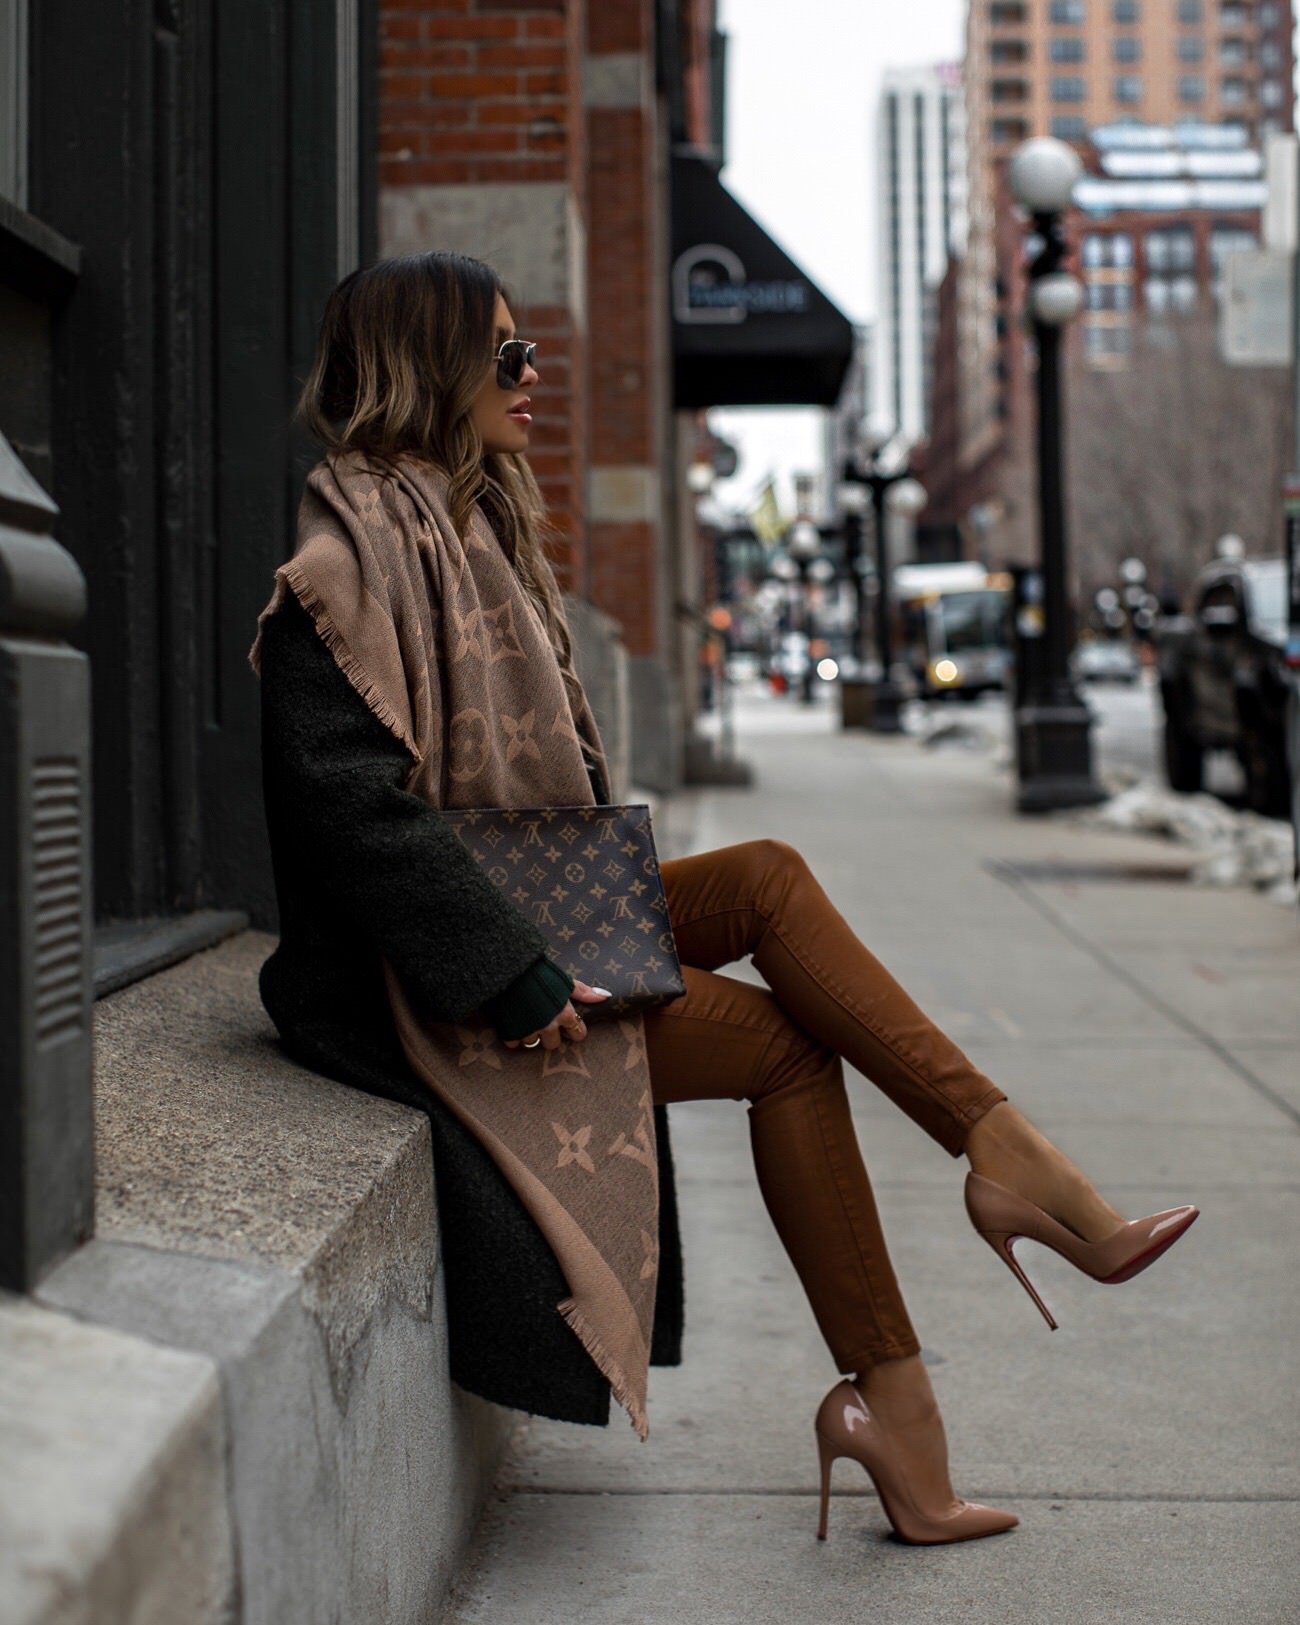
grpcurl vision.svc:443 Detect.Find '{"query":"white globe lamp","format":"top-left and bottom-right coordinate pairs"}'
top-left (1008, 137), bottom-right (1082, 215)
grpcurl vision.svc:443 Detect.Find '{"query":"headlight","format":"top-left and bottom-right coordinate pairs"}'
top-left (932, 658), bottom-right (959, 685)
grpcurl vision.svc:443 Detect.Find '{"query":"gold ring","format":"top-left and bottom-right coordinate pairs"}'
top-left (522, 1037), bottom-right (541, 1049)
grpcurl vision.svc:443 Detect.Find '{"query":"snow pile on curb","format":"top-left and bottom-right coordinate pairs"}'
top-left (1073, 781), bottom-right (1297, 904)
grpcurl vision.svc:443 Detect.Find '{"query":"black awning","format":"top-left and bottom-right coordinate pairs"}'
top-left (670, 152), bottom-right (855, 410)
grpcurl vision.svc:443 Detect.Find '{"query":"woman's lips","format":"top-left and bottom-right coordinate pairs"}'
top-left (508, 397), bottom-right (531, 423)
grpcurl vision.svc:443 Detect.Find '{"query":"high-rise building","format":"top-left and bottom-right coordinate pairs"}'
top-left (947, 0), bottom-right (1295, 559)
top-left (874, 65), bottom-right (968, 441)
top-left (1074, 121), bottom-right (1265, 367)
top-left (970, 0), bottom-right (1294, 158)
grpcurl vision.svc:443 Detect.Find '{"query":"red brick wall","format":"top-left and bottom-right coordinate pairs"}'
top-left (378, 0), bottom-right (588, 590)
top-left (585, 0), bottom-right (660, 659)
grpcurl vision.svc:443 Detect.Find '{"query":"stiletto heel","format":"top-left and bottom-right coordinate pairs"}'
top-left (998, 1235), bottom-right (1058, 1331)
top-left (813, 1381), bottom-right (1017, 1546)
top-left (816, 1429), bottom-right (834, 1540)
top-left (965, 1172), bottom-right (1198, 1327)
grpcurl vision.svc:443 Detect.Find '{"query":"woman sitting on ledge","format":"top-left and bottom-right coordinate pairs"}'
top-left (251, 251), bottom-right (1198, 1547)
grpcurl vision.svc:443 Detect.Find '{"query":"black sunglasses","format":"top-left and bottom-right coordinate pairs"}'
top-left (495, 338), bottom-right (537, 389)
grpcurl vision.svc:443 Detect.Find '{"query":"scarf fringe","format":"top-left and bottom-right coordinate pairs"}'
top-left (558, 1296), bottom-right (649, 1442)
top-left (274, 559), bottom-right (423, 766)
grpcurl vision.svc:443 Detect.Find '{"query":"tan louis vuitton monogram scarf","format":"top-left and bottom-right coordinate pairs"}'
top-left (251, 451), bottom-right (659, 1438)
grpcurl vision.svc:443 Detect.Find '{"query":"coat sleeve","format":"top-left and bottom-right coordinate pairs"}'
top-left (259, 593), bottom-right (572, 1028)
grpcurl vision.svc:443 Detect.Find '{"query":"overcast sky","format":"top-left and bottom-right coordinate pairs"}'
top-left (707, 0), bottom-right (965, 513)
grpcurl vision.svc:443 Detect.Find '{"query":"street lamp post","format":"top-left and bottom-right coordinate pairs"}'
top-left (839, 453), bottom-right (927, 733)
top-left (1009, 137), bottom-right (1106, 812)
top-left (787, 519), bottom-right (822, 705)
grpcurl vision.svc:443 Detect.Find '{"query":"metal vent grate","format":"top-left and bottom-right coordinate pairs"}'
top-left (31, 758), bottom-right (84, 1047)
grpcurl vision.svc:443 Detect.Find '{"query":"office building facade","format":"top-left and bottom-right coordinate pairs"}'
top-left (947, 0), bottom-right (1294, 558)
top-left (874, 64), bottom-right (968, 441)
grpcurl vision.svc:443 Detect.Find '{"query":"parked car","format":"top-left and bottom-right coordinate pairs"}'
top-left (1074, 637), bottom-right (1141, 685)
top-left (1156, 558), bottom-right (1291, 816)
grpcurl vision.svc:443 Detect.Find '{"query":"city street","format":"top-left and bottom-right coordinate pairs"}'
top-left (916, 671), bottom-right (1244, 798)
top-left (445, 693), bottom-right (1300, 1625)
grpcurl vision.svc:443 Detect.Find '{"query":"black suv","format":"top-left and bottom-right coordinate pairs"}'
top-left (1157, 558), bottom-right (1291, 817)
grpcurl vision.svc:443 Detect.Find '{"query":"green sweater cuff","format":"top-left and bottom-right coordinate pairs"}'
top-left (481, 957), bottom-right (575, 1041)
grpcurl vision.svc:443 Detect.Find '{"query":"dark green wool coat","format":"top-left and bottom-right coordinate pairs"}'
top-left (257, 596), bottom-right (683, 1427)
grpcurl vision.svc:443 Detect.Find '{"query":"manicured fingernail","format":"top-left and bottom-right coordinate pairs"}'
top-left (591, 986), bottom-right (613, 997)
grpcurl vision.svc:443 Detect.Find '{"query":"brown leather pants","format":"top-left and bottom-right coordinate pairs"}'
top-left (643, 839), bottom-right (1006, 1372)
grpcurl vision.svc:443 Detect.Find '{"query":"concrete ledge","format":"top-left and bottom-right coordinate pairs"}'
top-left (0, 1296), bottom-right (235, 1625)
top-left (2, 931), bottom-right (514, 1625)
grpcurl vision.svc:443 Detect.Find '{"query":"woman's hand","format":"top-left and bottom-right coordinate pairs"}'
top-left (503, 981), bottom-right (612, 1051)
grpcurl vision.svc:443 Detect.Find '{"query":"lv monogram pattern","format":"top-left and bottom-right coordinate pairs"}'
top-left (447, 804), bottom-right (685, 1020)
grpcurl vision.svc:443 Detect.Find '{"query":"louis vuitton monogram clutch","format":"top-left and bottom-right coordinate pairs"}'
top-left (446, 803), bottom-right (685, 1021)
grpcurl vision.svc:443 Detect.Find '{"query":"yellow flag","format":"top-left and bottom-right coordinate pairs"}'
top-left (750, 478), bottom-right (786, 546)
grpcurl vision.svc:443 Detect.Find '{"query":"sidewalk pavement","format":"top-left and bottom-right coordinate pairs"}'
top-left (444, 691), bottom-right (1300, 1625)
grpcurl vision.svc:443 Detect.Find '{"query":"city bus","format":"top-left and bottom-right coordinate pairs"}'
top-left (894, 562), bottom-right (1012, 700)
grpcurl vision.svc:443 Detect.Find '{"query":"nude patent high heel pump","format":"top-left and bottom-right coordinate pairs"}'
top-left (964, 1172), bottom-right (1199, 1331)
top-left (814, 1380), bottom-right (1018, 1546)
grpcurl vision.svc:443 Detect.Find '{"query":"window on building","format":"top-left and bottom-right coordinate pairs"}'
top-left (1112, 0), bottom-right (1140, 19)
top-left (1052, 114), bottom-right (1090, 139)
top-left (1176, 0), bottom-right (1203, 18)
top-left (1082, 232), bottom-right (1134, 267)
top-left (1086, 281), bottom-right (1134, 310)
top-left (1146, 226), bottom-right (1196, 271)
top-left (1218, 1), bottom-right (1247, 24)
top-left (1259, 0), bottom-right (1281, 24)
top-left (1176, 35), bottom-right (1204, 60)
top-left (1050, 35), bottom-right (1087, 60)
top-left (1220, 76), bottom-right (1249, 105)
top-left (992, 117), bottom-right (1030, 143)
top-left (991, 39), bottom-right (1029, 62)
top-left (1052, 75), bottom-right (1087, 100)
top-left (1261, 79), bottom-right (1284, 107)
top-left (1049, 0), bottom-right (1086, 20)
top-left (0, 0), bottom-right (26, 206)
top-left (1113, 74), bottom-right (1144, 101)
top-left (1146, 277), bottom-right (1172, 314)
top-left (1178, 73), bottom-right (1205, 100)
top-left (1260, 41), bottom-right (1282, 67)
top-left (992, 78), bottom-right (1030, 100)
top-left (1170, 274), bottom-right (1198, 312)
top-left (990, 1), bottom-right (1028, 22)
top-left (1218, 37), bottom-right (1250, 64)
top-left (1083, 322), bottom-right (1133, 360)
top-left (1113, 36), bottom-right (1142, 60)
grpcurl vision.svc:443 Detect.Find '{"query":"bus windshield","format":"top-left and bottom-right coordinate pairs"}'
top-left (936, 590), bottom-right (1008, 654)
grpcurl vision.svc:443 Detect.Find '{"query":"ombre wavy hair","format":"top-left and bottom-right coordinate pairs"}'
top-left (299, 252), bottom-right (583, 713)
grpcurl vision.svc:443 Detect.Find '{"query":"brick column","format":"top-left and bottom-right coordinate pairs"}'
top-left (377, 0), bottom-right (589, 590)
top-left (584, 1), bottom-right (681, 789)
